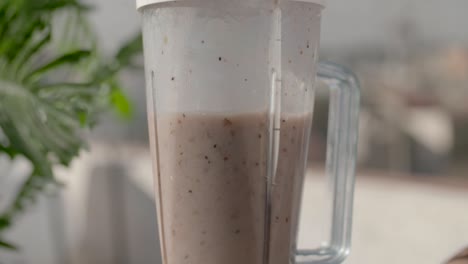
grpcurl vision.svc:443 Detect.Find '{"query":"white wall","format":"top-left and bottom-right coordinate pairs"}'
top-left (322, 0), bottom-right (468, 49)
top-left (87, 0), bottom-right (468, 52)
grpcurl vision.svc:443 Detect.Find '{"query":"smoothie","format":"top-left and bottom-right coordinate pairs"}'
top-left (152, 112), bottom-right (312, 264)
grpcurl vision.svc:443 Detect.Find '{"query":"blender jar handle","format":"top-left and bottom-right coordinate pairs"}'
top-left (296, 62), bottom-right (360, 264)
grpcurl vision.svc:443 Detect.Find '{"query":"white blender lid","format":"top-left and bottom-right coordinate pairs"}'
top-left (137, 0), bottom-right (326, 10)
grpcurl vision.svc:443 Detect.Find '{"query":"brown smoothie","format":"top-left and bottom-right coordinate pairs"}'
top-left (152, 112), bottom-right (312, 264)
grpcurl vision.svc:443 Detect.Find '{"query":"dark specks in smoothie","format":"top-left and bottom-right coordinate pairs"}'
top-left (307, 41), bottom-right (310, 49)
top-left (159, 113), bottom-right (309, 258)
top-left (201, 40), bottom-right (205, 44)
top-left (171, 77), bottom-right (175, 81)
top-left (282, 148), bottom-right (288, 153)
top-left (223, 118), bottom-right (232, 126)
top-left (236, 63), bottom-right (240, 67)
top-left (218, 57), bottom-right (222, 61)
top-left (184, 254), bottom-right (189, 260)
top-left (288, 59), bottom-right (292, 64)
top-left (182, 113), bottom-right (186, 118)
top-left (244, 78), bottom-right (248, 82)
top-left (180, 152), bottom-right (184, 156)
top-left (300, 50), bottom-right (304, 55)
top-left (292, 125), bottom-right (296, 130)
top-left (230, 130), bottom-right (236, 137)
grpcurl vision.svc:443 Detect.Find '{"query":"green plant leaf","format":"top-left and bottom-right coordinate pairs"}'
top-left (110, 84), bottom-right (133, 119)
top-left (24, 50), bottom-right (91, 83)
top-left (0, 239), bottom-right (17, 251)
top-left (25, 0), bottom-right (90, 12)
top-left (91, 33), bottom-right (143, 84)
top-left (0, 217), bottom-right (11, 231)
top-left (115, 33), bottom-right (143, 68)
top-left (0, 145), bottom-right (18, 158)
top-left (12, 28), bottom-right (51, 74)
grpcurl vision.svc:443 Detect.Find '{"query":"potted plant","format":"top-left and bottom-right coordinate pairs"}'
top-left (0, 0), bottom-right (142, 250)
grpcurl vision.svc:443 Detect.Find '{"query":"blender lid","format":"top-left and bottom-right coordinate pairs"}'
top-left (137, 0), bottom-right (326, 10)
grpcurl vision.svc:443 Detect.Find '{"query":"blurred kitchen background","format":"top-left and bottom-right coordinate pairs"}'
top-left (1, 0), bottom-right (467, 263)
